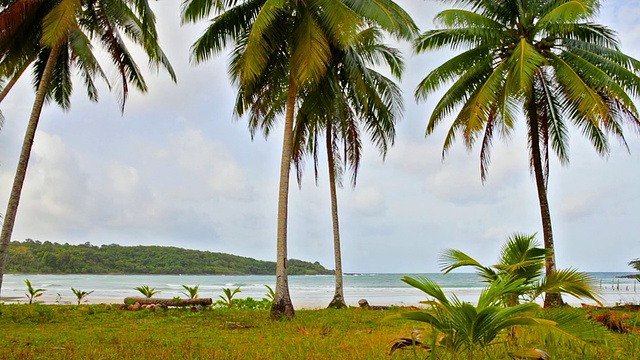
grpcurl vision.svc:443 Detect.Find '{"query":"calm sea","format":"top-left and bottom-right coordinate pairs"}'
top-left (1, 273), bottom-right (637, 307)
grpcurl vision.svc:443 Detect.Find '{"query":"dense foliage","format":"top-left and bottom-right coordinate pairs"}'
top-left (5, 240), bottom-right (333, 275)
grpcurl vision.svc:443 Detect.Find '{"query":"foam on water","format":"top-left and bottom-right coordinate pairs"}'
top-left (1, 273), bottom-right (637, 307)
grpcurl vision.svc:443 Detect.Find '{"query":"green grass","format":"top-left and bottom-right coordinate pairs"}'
top-left (0, 303), bottom-right (638, 359)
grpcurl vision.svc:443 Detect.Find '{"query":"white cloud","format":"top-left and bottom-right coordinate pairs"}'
top-left (1, 0), bottom-right (639, 272)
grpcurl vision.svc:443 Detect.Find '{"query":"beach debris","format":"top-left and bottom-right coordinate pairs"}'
top-left (358, 299), bottom-right (389, 310)
top-left (221, 321), bottom-right (253, 330)
top-left (508, 348), bottom-right (551, 359)
top-left (581, 303), bottom-right (602, 310)
top-left (388, 336), bottom-right (430, 355)
top-left (123, 297), bottom-right (213, 307)
top-left (587, 311), bottom-right (630, 333)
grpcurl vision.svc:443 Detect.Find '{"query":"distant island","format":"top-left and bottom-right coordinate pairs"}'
top-left (5, 240), bottom-right (334, 275)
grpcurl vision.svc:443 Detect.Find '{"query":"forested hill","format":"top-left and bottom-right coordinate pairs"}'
top-left (5, 240), bottom-right (334, 275)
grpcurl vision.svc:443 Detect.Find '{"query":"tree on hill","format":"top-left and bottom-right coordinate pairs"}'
top-left (4, 240), bottom-right (333, 275)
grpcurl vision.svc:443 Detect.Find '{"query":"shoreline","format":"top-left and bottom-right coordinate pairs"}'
top-left (2, 273), bottom-right (637, 309)
top-left (0, 294), bottom-right (630, 310)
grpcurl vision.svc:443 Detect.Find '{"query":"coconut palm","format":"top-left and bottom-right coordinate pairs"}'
top-left (415, 0), bottom-right (640, 306)
top-left (181, 0), bottom-right (416, 319)
top-left (290, 27), bottom-right (404, 309)
top-left (0, 0), bottom-right (176, 295)
top-left (440, 233), bottom-right (602, 307)
top-left (400, 274), bottom-right (609, 359)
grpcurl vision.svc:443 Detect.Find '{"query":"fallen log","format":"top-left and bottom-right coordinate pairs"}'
top-left (358, 299), bottom-right (390, 310)
top-left (124, 297), bottom-right (213, 307)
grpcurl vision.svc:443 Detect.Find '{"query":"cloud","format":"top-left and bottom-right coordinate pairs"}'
top-left (1, 0), bottom-right (639, 273)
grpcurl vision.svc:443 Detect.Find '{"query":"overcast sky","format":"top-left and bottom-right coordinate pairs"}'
top-left (1, 1), bottom-right (639, 273)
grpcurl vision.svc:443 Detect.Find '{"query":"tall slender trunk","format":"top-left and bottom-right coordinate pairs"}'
top-left (527, 96), bottom-right (563, 307)
top-left (0, 44), bottom-right (63, 297)
top-left (0, 60), bottom-right (31, 104)
top-left (270, 75), bottom-right (296, 320)
top-left (326, 124), bottom-right (346, 309)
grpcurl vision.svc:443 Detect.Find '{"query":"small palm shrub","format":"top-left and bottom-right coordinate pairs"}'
top-left (440, 233), bottom-right (602, 306)
top-left (399, 275), bottom-right (609, 359)
top-left (24, 279), bottom-right (45, 304)
top-left (71, 288), bottom-right (95, 305)
top-left (216, 287), bottom-right (241, 309)
top-left (134, 285), bottom-right (159, 298)
top-left (181, 285), bottom-right (199, 299)
top-left (233, 297), bottom-right (272, 310)
top-left (264, 285), bottom-right (275, 301)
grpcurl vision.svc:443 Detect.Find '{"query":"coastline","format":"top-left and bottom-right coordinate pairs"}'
top-left (1, 272), bottom-right (637, 309)
top-left (2, 290), bottom-right (635, 309)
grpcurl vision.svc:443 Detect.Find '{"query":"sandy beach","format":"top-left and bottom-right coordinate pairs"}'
top-left (3, 287), bottom-right (636, 309)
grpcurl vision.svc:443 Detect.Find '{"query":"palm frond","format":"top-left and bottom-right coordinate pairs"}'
top-left (290, 8), bottom-right (331, 86)
top-left (41, 0), bottom-right (81, 48)
top-left (534, 268), bottom-right (602, 306)
top-left (341, 0), bottom-right (418, 40)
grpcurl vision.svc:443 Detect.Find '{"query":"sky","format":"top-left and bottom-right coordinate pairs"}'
top-left (1, 1), bottom-right (639, 273)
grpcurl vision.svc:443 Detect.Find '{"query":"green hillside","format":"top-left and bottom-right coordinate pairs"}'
top-left (5, 240), bottom-right (333, 275)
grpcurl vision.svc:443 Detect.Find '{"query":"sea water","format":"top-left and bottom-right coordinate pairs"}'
top-left (1, 273), bottom-right (638, 307)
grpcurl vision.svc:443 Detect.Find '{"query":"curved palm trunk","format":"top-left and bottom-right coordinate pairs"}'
top-left (0, 60), bottom-right (31, 104)
top-left (527, 96), bottom-right (563, 307)
top-left (0, 44), bottom-right (62, 296)
top-left (326, 124), bottom-right (346, 309)
top-left (270, 76), bottom-right (296, 320)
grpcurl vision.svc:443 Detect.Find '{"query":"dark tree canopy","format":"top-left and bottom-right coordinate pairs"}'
top-left (5, 240), bottom-right (333, 275)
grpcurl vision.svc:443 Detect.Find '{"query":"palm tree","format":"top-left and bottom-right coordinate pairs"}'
top-left (440, 233), bottom-right (602, 307)
top-left (182, 0), bottom-right (416, 319)
top-left (400, 274), bottom-right (609, 359)
top-left (414, 0), bottom-right (640, 307)
top-left (291, 27), bottom-right (405, 309)
top-left (0, 0), bottom-right (176, 295)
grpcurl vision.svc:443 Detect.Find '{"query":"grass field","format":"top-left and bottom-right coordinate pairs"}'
top-left (0, 303), bottom-right (638, 359)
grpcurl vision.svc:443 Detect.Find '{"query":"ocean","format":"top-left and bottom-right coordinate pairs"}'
top-left (1, 272), bottom-right (638, 307)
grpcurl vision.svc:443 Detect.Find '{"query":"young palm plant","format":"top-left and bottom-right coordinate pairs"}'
top-left (71, 288), bottom-right (94, 305)
top-left (416, 0), bottom-right (640, 307)
top-left (181, 284), bottom-right (199, 299)
top-left (219, 287), bottom-right (241, 309)
top-left (135, 285), bottom-right (159, 298)
top-left (24, 279), bottom-right (44, 304)
top-left (400, 275), bottom-right (609, 360)
top-left (440, 233), bottom-right (602, 307)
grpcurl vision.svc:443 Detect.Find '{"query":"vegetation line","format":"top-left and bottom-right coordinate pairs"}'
top-left (5, 240), bottom-right (333, 275)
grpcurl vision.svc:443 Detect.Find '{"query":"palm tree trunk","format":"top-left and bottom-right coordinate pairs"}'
top-left (270, 75), bottom-right (296, 320)
top-left (527, 96), bottom-right (563, 307)
top-left (0, 44), bottom-right (62, 296)
top-left (326, 124), bottom-right (346, 309)
top-left (0, 60), bottom-right (31, 104)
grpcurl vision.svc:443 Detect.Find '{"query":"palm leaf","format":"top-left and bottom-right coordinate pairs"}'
top-left (534, 268), bottom-right (602, 306)
top-left (41, 0), bottom-right (80, 48)
top-left (290, 7), bottom-right (331, 86)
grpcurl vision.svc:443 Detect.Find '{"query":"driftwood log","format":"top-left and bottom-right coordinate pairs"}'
top-left (124, 297), bottom-right (213, 306)
top-left (358, 299), bottom-right (390, 310)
